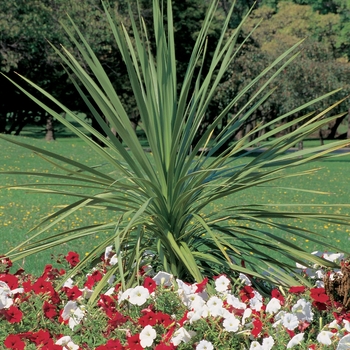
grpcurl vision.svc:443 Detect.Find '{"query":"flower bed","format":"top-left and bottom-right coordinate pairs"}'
top-left (1, 249), bottom-right (350, 350)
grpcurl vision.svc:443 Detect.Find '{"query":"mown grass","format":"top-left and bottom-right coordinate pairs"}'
top-left (1, 135), bottom-right (350, 276)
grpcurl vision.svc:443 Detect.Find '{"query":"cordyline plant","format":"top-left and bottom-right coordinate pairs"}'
top-left (1, 0), bottom-right (350, 301)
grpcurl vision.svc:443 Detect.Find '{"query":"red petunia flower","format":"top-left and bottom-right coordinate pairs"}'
top-left (65, 251), bottom-right (80, 268)
top-left (43, 301), bottom-right (57, 319)
top-left (31, 277), bottom-right (55, 296)
top-left (84, 270), bottom-right (102, 289)
top-left (139, 311), bottom-right (158, 327)
top-left (288, 286), bottom-right (307, 294)
top-left (4, 305), bottom-right (23, 323)
top-left (240, 285), bottom-right (255, 303)
top-left (143, 276), bottom-right (157, 293)
top-left (195, 277), bottom-right (208, 293)
top-left (29, 329), bottom-right (51, 346)
top-left (64, 286), bottom-right (83, 300)
top-left (310, 287), bottom-right (330, 310)
top-left (155, 312), bottom-right (173, 328)
top-left (107, 311), bottom-right (129, 330)
top-left (0, 273), bottom-right (19, 289)
top-left (271, 289), bottom-right (285, 305)
top-left (0, 255), bottom-right (13, 272)
top-left (127, 334), bottom-right (143, 350)
top-left (251, 318), bottom-right (263, 338)
top-left (310, 288), bottom-right (329, 303)
top-left (4, 334), bottom-right (26, 350)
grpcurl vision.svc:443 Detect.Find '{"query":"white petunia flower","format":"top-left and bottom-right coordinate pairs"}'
top-left (187, 305), bottom-right (209, 323)
top-left (128, 286), bottom-right (150, 306)
top-left (68, 306), bottom-right (85, 331)
top-left (242, 308), bottom-right (252, 325)
top-left (63, 278), bottom-right (74, 289)
top-left (140, 325), bottom-right (157, 348)
top-left (337, 334), bottom-right (350, 350)
top-left (226, 294), bottom-right (246, 310)
top-left (250, 296), bottom-right (263, 312)
top-left (223, 315), bottom-right (240, 332)
top-left (282, 313), bottom-right (299, 330)
top-left (118, 288), bottom-right (133, 303)
top-left (344, 320), bottom-right (350, 332)
top-left (250, 341), bottom-right (263, 350)
top-left (266, 298), bottom-right (281, 314)
top-left (292, 298), bottom-right (314, 322)
top-left (239, 273), bottom-right (252, 286)
top-left (207, 296), bottom-right (224, 316)
top-left (323, 252), bottom-right (344, 262)
top-left (286, 333), bottom-right (304, 348)
top-left (196, 339), bottom-right (214, 350)
top-left (152, 271), bottom-right (174, 286)
top-left (317, 331), bottom-right (334, 345)
top-left (262, 336), bottom-right (274, 350)
top-left (214, 275), bottom-right (230, 292)
top-left (104, 245), bottom-right (113, 259)
top-left (171, 327), bottom-right (194, 346)
top-left (61, 301), bottom-right (78, 321)
top-left (55, 336), bottom-right (80, 350)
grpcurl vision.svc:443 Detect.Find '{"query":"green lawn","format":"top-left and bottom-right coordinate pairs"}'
top-left (1, 135), bottom-right (350, 275)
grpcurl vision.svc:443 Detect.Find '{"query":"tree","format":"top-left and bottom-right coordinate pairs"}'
top-left (212, 1), bottom-right (350, 143)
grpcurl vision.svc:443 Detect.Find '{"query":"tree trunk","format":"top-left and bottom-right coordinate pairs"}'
top-left (45, 114), bottom-right (55, 141)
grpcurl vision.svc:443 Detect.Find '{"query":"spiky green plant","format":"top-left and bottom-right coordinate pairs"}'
top-left (1, 0), bottom-right (350, 300)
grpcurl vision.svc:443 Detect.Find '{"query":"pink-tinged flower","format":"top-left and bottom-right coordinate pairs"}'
top-left (127, 334), bottom-right (143, 350)
top-left (43, 301), bottom-right (57, 319)
top-left (214, 275), bottom-right (230, 293)
top-left (4, 305), bottom-right (23, 323)
top-left (196, 339), bottom-right (213, 350)
top-left (4, 334), bottom-right (26, 350)
top-left (316, 331), bottom-right (334, 345)
top-left (65, 251), bottom-right (80, 268)
top-left (140, 325), bottom-right (157, 348)
top-left (143, 277), bottom-right (157, 293)
top-left (0, 256), bottom-right (13, 272)
top-left (288, 286), bottom-right (306, 294)
top-left (251, 318), bottom-right (263, 338)
top-left (286, 333), bottom-right (304, 348)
